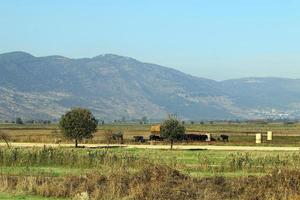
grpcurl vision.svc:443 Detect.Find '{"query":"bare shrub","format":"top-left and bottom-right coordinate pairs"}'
top-left (103, 129), bottom-right (113, 147)
top-left (0, 130), bottom-right (11, 148)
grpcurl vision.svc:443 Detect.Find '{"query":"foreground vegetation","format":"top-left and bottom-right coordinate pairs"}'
top-left (1, 147), bottom-right (300, 199)
top-left (1, 121), bottom-right (300, 199)
top-left (0, 192), bottom-right (65, 200)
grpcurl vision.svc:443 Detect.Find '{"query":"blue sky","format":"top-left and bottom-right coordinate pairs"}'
top-left (1, 0), bottom-right (300, 80)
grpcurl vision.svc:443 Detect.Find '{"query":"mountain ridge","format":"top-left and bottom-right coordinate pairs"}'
top-left (1, 51), bottom-right (300, 121)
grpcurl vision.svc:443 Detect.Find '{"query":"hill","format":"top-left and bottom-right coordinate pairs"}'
top-left (1, 51), bottom-right (300, 121)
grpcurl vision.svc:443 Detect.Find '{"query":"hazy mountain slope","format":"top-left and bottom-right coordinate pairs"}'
top-left (0, 87), bottom-right (69, 119)
top-left (221, 78), bottom-right (300, 109)
top-left (1, 51), bottom-right (300, 120)
top-left (0, 52), bottom-right (236, 120)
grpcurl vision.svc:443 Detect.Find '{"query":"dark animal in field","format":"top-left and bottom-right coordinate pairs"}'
top-left (220, 134), bottom-right (229, 142)
top-left (111, 132), bottom-right (124, 144)
top-left (134, 136), bottom-right (145, 143)
top-left (210, 137), bottom-right (216, 142)
top-left (149, 135), bottom-right (164, 141)
top-left (185, 134), bottom-right (208, 141)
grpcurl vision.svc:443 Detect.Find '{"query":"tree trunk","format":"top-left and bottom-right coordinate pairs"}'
top-left (170, 139), bottom-right (173, 150)
top-left (75, 139), bottom-right (78, 148)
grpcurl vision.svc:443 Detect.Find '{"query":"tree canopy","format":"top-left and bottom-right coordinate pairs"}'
top-left (15, 117), bottom-right (23, 125)
top-left (59, 108), bottom-right (98, 147)
top-left (160, 118), bottom-right (185, 149)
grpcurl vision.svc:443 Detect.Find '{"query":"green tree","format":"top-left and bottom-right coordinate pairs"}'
top-left (160, 118), bottom-right (185, 149)
top-left (16, 117), bottom-right (23, 125)
top-left (59, 108), bottom-right (98, 148)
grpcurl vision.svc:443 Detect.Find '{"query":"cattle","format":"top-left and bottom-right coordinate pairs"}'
top-left (149, 134), bottom-right (164, 141)
top-left (111, 132), bottom-right (124, 144)
top-left (134, 136), bottom-right (145, 143)
top-left (185, 134), bottom-right (208, 141)
top-left (220, 134), bottom-right (229, 142)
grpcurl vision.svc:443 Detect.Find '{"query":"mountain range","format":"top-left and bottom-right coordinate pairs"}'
top-left (1, 51), bottom-right (300, 121)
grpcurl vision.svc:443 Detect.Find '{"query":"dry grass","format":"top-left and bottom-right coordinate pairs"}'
top-left (0, 147), bottom-right (300, 199)
top-left (1, 166), bottom-right (300, 200)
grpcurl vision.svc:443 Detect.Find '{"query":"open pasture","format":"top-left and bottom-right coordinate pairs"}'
top-left (1, 122), bottom-right (300, 146)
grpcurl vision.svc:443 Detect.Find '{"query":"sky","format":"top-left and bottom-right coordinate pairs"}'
top-left (1, 0), bottom-right (300, 80)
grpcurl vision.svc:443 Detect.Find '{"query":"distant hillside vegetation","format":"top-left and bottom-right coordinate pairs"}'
top-left (1, 51), bottom-right (300, 120)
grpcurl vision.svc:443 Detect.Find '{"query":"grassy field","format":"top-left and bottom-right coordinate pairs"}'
top-left (1, 122), bottom-right (300, 146)
top-left (0, 146), bottom-right (300, 199)
top-left (1, 122), bottom-right (300, 199)
top-left (1, 147), bottom-right (298, 178)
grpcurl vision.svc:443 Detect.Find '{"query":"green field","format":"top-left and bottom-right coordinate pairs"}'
top-left (0, 146), bottom-right (300, 199)
top-left (1, 147), bottom-right (298, 178)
